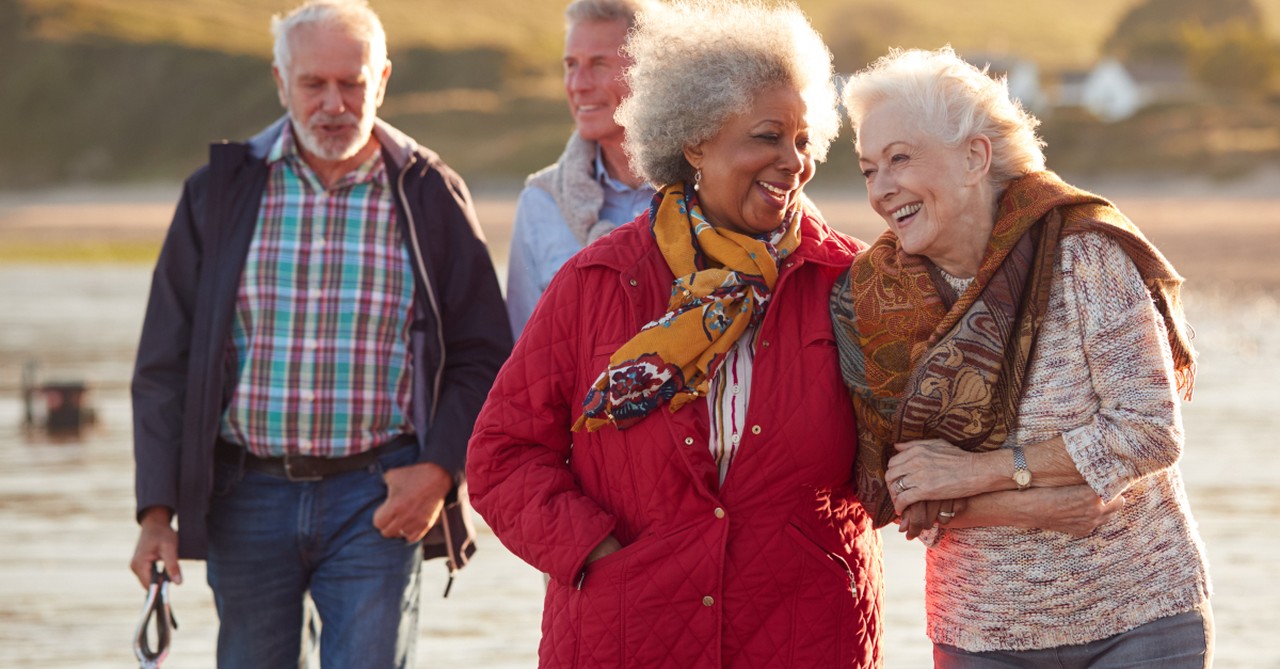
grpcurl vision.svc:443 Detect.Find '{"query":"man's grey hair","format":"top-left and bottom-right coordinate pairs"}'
top-left (615, 0), bottom-right (840, 187)
top-left (843, 46), bottom-right (1046, 190)
top-left (271, 0), bottom-right (388, 74)
top-left (565, 0), bottom-right (651, 30)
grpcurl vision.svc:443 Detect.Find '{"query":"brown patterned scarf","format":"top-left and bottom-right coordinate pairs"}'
top-left (830, 170), bottom-right (1196, 528)
top-left (573, 182), bottom-right (802, 432)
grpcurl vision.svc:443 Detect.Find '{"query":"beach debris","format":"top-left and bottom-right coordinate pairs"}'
top-left (21, 360), bottom-right (97, 435)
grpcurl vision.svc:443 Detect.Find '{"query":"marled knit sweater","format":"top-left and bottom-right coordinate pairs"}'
top-left (924, 231), bottom-right (1212, 652)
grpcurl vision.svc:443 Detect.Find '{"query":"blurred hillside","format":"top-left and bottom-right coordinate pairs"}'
top-left (3, 0), bottom-right (1280, 188)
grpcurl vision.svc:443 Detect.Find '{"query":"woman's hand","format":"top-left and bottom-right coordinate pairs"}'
top-left (896, 497), bottom-right (967, 540)
top-left (885, 439), bottom-right (986, 513)
top-left (1023, 485), bottom-right (1125, 537)
top-left (943, 485), bottom-right (1125, 536)
top-left (585, 535), bottom-right (622, 564)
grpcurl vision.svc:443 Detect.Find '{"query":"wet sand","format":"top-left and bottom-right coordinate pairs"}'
top-left (0, 185), bottom-right (1278, 667)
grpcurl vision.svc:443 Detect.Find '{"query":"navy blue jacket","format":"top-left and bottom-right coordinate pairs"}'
top-left (132, 117), bottom-right (511, 574)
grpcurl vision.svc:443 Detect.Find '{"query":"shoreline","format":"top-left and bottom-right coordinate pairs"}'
top-left (4, 183), bottom-right (1277, 296)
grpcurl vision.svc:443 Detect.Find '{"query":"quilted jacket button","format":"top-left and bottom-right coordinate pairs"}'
top-left (628, 278), bottom-right (638, 286)
top-left (761, 340), bottom-right (770, 348)
top-left (750, 425), bottom-right (761, 435)
top-left (714, 507), bottom-right (725, 519)
top-left (684, 437), bottom-right (694, 445)
top-left (702, 596), bottom-right (714, 607)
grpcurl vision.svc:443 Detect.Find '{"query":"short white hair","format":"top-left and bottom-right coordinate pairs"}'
top-left (843, 46), bottom-right (1046, 189)
top-left (271, 0), bottom-right (388, 74)
top-left (616, 0), bottom-right (840, 187)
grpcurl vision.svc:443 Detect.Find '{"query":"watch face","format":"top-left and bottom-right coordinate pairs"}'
top-left (1014, 469), bottom-right (1032, 487)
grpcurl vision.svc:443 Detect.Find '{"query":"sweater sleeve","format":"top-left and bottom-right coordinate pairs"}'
top-left (467, 260), bottom-right (617, 584)
top-left (1058, 232), bottom-right (1185, 502)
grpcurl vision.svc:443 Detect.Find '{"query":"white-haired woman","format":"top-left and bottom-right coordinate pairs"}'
top-left (469, 1), bottom-right (881, 666)
top-left (831, 46), bottom-right (1212, 667)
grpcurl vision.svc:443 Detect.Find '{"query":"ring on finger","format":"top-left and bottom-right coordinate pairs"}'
top-left (938, 510), bottom-right (956, 519)
top-left (894, 477), bottom-right (908, 493)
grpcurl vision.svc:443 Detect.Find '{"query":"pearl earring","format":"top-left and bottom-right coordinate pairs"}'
top-left (693, 169), bottom-right (702, 192)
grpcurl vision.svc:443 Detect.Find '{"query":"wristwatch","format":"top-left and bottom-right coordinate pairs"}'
top-left (1011, 446), bottom-right (1032, 490)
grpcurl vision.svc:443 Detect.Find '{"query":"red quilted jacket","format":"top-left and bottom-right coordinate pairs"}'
top-left (468, 210), bottom-right (883, 668)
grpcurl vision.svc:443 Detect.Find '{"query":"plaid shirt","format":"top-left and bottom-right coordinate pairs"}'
top-left (220, 123), bottom-right (415, 458)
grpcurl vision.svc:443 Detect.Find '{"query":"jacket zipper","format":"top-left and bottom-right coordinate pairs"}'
top-left (396, 156), bottom-right (446, 425)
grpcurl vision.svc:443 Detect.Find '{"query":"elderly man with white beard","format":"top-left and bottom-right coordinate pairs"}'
top-left (127, 1), bottom-right (510, 666)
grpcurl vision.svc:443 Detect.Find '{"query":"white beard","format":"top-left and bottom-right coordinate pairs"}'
top-left (291, 110), bottom-right (373, 162)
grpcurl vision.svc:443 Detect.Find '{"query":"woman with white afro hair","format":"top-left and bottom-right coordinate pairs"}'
top-left (468, 1), bottom-right (883, 667)
top-left (617, 0), bottom-right (841, 188)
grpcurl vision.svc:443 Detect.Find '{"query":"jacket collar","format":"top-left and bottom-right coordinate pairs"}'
top-left (791, 202), bottom-right (866, 268)
top-left (578, 202), bottom-right (862, 276)
top-left (246, 115), bottom-right (418, 170)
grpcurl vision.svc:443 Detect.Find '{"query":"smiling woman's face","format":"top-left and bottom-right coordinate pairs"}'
top-left (684, 85), bottom-right (816, 236)
top-left (856, 100), bottom-right (997, 272)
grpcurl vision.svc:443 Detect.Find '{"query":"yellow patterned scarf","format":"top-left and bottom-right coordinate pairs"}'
top-left (831, 171), bottom-right (1196, 527)
top-left (574, 182), bottom-right (801, 432)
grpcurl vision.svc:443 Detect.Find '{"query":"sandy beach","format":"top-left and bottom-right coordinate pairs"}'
top-left (0, 183), bottom-right (1278, 667)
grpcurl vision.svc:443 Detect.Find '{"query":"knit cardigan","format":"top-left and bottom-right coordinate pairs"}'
top-left (923, 231), bottom-right (1212, 652)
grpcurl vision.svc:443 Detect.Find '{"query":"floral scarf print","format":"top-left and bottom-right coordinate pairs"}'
top-left (573, 182), bottom-right (801, 432)
top-left (830, 170), bottom-right (1196, 527)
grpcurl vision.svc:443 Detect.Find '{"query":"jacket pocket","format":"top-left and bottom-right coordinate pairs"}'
top-left (784, 522), bottom-right (857, 666)
top-left (211, 459), bottom-right (243, 498)
top-left (570, 535), bottom-right (644, 668)
top-left (785, 522), bottom-right (854, 586)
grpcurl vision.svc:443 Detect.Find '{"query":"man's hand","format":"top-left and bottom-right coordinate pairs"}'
top-left (373, 462), bottom-right (452, 543)
top-left (130, 506), bottom-right (182, 588)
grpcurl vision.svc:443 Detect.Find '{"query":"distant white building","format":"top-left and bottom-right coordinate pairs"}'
top-left (1056, 57), bottom-right (1199, 122)
top-left (1081, 58), bottom-right (1143, 121)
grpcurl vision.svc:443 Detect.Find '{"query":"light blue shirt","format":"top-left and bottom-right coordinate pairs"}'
top-left (505, 147), bottom-right (655, 338)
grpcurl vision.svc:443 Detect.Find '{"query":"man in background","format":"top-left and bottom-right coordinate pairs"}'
top-left (128, 1), bottom-right (510, 666)
top-left (505, 0), bottom-right (656, 338)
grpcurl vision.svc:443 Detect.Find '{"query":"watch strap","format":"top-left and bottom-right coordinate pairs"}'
top-left (1012, 445), bottom-right (1032, 490)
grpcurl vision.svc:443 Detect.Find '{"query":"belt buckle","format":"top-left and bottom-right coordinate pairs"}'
top-left (282, 454), bottom-right (323, 482)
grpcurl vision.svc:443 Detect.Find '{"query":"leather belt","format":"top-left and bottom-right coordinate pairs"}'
top-left (215, 434), bottom-right (417, 482)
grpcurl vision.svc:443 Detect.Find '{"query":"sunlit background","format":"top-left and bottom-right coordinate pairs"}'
top-left (1, 0), bottom-right (1277, 666)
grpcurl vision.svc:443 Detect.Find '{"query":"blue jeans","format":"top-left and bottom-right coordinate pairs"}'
top-left (933, 602), bottom-right (1214, 668)
top-left (206, 444), bottom-right (423, 669)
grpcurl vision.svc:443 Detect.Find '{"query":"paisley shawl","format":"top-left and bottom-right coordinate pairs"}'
top-left (574, 182), bottom-right (801, 432)
top-left (830, 170), bottom-right (1196, 527)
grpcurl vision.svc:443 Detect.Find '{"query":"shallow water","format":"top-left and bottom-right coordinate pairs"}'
top-left (0, 263), bottom-right (1276, 668)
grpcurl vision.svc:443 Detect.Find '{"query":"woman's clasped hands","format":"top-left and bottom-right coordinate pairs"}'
top-left (885, 439), bottom-right (974, 539)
